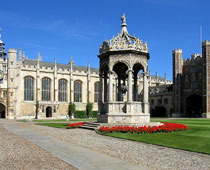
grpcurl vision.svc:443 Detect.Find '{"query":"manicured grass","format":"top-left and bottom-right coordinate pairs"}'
top-left (33, 118), bottom-right (96, 122)
top-left (105, 118), bottom-right (210, 154)
top-left (37, 123), bottom-right (69, 128)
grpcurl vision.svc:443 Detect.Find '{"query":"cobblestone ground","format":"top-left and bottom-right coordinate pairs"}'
top-left (15, 121), bottom-right (210, 170)
top-left (0, 124), bottom-right (77, 170)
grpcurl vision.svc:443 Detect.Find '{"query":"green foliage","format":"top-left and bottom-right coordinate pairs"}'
top-left (86, 103), bottom-right (93, 118)
top-left (68, 103), bottom-right (75, 117)
top-left (74, 111), bottom-right (88, 118)
top-left (73, 110), bottom-right (98, 118)
top-left (37, 123), bottom-right (69, 128)
top-left (92, 111), bottom-right (98, 118)
top-left (33, 118), bottom-right (97, 122)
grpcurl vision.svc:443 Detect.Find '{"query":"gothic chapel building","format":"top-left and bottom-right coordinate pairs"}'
top-left (0, 21), bottom-right (171, 119)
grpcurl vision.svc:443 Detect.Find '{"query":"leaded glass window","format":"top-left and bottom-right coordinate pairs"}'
top-left (74, 80), bottom-right (82, 102)
top-left (42, 77), bottom-right (51, 101)
top-left (94, 82), bottom-right (99, 102)
top-left (58, 79), bottom-right (67, 102)
top-left (24, 76), bottom-right (34, 101)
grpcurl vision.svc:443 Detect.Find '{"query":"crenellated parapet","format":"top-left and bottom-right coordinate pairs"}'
top-left (202, 40), bottom-right (210, 46)
top-left (183, 53), bottom-right (202, 65)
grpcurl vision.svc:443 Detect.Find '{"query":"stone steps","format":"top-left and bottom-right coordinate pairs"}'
top-left (79, 122), bottom-right (100, 130)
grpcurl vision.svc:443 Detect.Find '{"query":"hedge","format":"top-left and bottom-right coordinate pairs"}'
top-left (73, 110), bottom-right (98, 118)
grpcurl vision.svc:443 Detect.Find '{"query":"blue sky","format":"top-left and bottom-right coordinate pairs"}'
top-left (0, 0), bottom-right (210, 80)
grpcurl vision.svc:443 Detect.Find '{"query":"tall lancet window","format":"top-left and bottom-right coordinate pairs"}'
top-left (58, 79), bottom-right (67, 102)
top-left (94, 82), bottom-right (99, 102)
top-left (42, 77), bottom-right (51, 101)
top-left (74, 80), bottom-right (82, 102)
top-left (24, 76), bottom-right (34, 101)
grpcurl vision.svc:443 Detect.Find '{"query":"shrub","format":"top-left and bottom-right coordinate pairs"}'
top-left (73, 110), bottom-right (98, 118)
top-left (68, 103), bottom-right (75, 118)
top-left (92, 111), bottom-right (98, 118)
top-left (74, 111), bottom-right (88, 118)
top-left (86, 103), bottom-right (93, 118)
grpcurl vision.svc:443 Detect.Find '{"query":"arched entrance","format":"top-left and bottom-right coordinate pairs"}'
top-left (133, 63), bottom-right (144, 101)
top-left (46, 106), bottom-right (52, 118)
top-left (186, 94), bottom-right (202, 117)
top-left (0, 103), bottom-right (6, 118)
top-left (113, 62), bottom-right (128, 101)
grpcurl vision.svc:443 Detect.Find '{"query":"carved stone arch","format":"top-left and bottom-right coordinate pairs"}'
top-left (42, 77), bottom-right (52, 81)
top-left (74, 79), bottom-right (83, 84)
top-left (132, 62), bottom-right (146, 73)
top-left (23, 75), bottom-right (35, 80)
top-left (58, 78), bottom-right (68, 82)
top-left (112, 60), bottom-right (131, 70)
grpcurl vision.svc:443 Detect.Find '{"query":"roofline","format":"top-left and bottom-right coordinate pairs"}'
top-left (98, 50), bottom-right (150, 60)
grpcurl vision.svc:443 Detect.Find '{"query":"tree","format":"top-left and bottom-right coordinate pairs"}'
top-left (68, 103), bottom-right (75, 119)
top-left (86, 103), bottom-right (93, 118)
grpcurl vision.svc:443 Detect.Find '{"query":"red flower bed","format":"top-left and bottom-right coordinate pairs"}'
top-left (67, 122), bottom-right (88, 129)
top-left (98, 123), bottom-right (188, 134)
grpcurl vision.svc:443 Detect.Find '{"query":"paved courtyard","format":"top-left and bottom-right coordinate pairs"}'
top-left (1, 119), bottom-right (210, 170)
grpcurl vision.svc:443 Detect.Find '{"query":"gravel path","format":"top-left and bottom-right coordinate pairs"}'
top-left (0, 124), bottom-right (77, 170)
top-left (14, 121), bottom-right (210, 170)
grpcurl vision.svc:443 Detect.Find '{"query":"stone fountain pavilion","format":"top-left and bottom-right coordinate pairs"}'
top-left (97, 14), bottom-right (150, 124)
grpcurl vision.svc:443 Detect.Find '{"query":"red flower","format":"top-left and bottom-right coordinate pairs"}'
top-left (67, 122), bottom-right (88, 129)
top-left (98, 123), bottom-right (189, 134)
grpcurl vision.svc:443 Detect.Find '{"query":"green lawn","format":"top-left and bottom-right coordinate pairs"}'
top-left (105, 118), bottom-right (210, 154)
top-left (33, 118), bottom-right (96, 122)
top-left (37, 123), bottom-right (69, 128)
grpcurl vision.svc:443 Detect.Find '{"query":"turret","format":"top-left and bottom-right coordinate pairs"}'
top-left (164, 73), bottom-right (167, 84)
top-left (7, 48), bottom-right (18, 119)
top-left (202, 40), bottom-right (210, 118)
top-left (0, 28), bottom-right (6, 58)
top-left (172, 48), bottom-right (183, 116)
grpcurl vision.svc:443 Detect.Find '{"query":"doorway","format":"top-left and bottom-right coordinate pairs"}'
top-left (185, 94), bottom-right (202, 117)
top-left (0, 103), bottom-right (5, 118)
top-left (46, 106), bottom-right (52, 118)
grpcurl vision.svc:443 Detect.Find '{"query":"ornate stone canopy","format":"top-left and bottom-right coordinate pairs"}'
top-left (99, 14), bottom-right (148, 55)
top-left (97, 14), bottom-right (150, 124)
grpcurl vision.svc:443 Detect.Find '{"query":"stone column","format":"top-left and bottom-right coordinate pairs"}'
top-left (118, 77), bottom-right (121, 101)
top-left (134, 73), bottom-right (138, 101)
top-left (149, 71), bottom-right (152, 86)
top-left (108, 71), bottom-right (113, 102)
top-left (70, 58), bottom-right (74, 103)
top-left (99, 73), bottom-right (103, 103)
top-left (104, 73), bottom-right (107, 102)
top-left (128, 70), bottom-right (133, 102)
top-left (87, 62), bottom-right (91, 103)
top-left (143, 72), bottom-right (149, 113)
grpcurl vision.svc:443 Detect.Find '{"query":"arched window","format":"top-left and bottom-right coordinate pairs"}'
top-left (42, 77), bottom-right (51, 101)
top-left (58, 79), bottom-right (67, 102)
top-left (74, 80), bottom-right (82, 102)
top-left (24, 76), bottom-right (34, 101)
top-left (94, 82), bottom-right (99, 102)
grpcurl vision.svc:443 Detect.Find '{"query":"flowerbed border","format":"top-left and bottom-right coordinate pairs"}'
top-left (98, 122), bottom-right (189, 134)
top-left (66, 122), bottom-right (88, 129)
